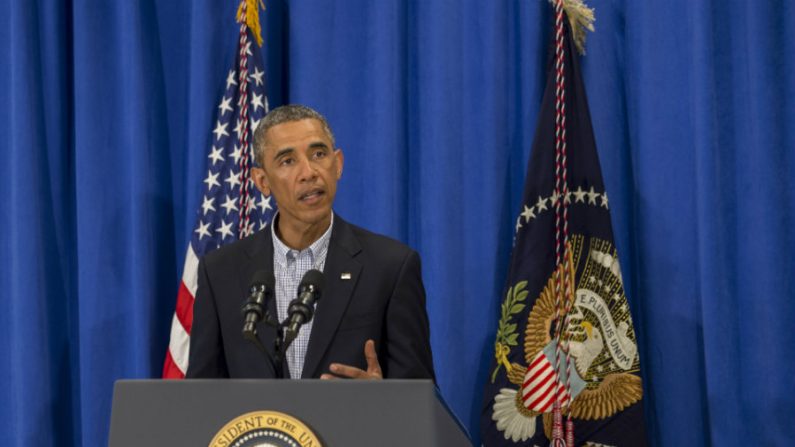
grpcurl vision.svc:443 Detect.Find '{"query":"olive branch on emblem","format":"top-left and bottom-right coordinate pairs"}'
top-left (490, 281), bottom-right (528, 383)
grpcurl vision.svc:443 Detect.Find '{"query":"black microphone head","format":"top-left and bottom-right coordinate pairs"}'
top-left (250, 270), bottom-right (275, 290)
top-left (299, 269), bottom-right (325, 294)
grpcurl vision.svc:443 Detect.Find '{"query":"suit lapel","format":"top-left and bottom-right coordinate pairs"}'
top-left (302, 217), bottom-right (362, 378)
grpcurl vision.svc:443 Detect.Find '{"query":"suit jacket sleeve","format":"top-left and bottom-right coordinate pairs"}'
top-left (382, 249), bottom-right (435, 380)
top-left (185, 257), bottom-right (230, 378)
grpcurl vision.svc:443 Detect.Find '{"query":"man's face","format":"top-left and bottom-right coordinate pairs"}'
top-left (251, 118), bottom-right (343, 230)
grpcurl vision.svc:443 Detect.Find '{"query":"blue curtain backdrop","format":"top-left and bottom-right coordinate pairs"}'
top-left (2, 0), bottom-right (793, 446)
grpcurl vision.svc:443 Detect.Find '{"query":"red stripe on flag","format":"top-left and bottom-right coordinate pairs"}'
top-left (525, 361), bottom-right (552, 388)
top-left (524, 365), bottom-right (554, 392)
top-left (175, 281), bottom-right (195, 334)
top-left (530, 352), bottom-right (546, 369)
top-left (539, 385), bottom-right (570, 413)
top-left (162, 349), bottom-right (186, 379)
top-left (527, 378), bottom-right (556, 408)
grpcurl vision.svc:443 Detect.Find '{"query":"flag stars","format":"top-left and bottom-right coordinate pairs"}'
top-left (550, 190), bottom-right (561, 208)
top-left (221, 194), bottom-right (238, 215)
top-left (201, 196), bottom-right (216, 215)
top-left (587, 187), bottom-right (599, 205)
top-left (226, 70), bottom-right (237, 90)
top-left (224, 170), bottom-right (242, 189)
top-left (256, 195), bottom-right (273, 214)
top-left (251, 117), bottom-right (262, 133)
top-left (250, 67), bottom-right (265, 86)
top-left (234, 118), bottom-right (244, 139)
top-left (218, 96), bottom-right (233, 116)
top-left (535, 196), bottom-right (549, 212)
top-left (230, 145), bottom-right (243, 164)
top-left (600, 192), bottom-right (609, 209)
top-left (516, 186), bottom-right (610, 231)
top-left (212, 120), bottom-right (229, 141)
top-left (573, 186), bottom-right (587, 203)
top-left (216, 219), bottom-right (234, 239)
top-left (251, 92), bottom-right (264, 112)
top-left (195, 221), bottom-right (211, 240)
top-left (203, 170), bottom-right (221, 190)
top-left (521, 204), bottom-right (536, 222)
top-left (208, 146), bottom-right (224, 165)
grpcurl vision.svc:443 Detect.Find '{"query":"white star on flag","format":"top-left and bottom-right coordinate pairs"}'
top-left (208, 146), bottom-right (225, 165)
top-left (230, 144), bottom-right (243, 164)
top-left (212, 120), bottom-right (229, 141)
top-left (216, 219), bottom-right (234, 239)
top-left (521, 205), bottom-right (536, 222)
top-left (224, 170), bottom-right (242, 189)
top-left (536, 195), bottom-right (549, 212)
top-left (203, 170), bottom-right (221, 190)
top-left (251, 92), bottom-right (264, 111)
top-left (201, 196), bottom-right (216, 215)
top-left (226, 70), bottom-right (237, 89)
top-left (250, 67), bottom-right (265, 86)
top-left (194, 221), bottom-right (211, 240)
top-left (573, 186), bottom-right (587, 203)
top-left (221, 194), bottom-right (238, 215)
top-left (218, 96), bottom-right (233, 115)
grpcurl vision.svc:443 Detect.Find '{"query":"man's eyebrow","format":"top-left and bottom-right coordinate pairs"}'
top-left (308, 142), bottom-right (330, 150)
top-left (273, 147), bottom-right (294, 160)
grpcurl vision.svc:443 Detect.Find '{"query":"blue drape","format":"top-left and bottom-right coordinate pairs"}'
top-left (2, 1), bottom-right (793, 446)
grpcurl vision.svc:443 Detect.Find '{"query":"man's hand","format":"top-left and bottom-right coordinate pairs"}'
top-left (320, 339), bottom-right (383, 380)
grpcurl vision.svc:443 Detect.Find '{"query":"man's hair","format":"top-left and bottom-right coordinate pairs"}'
top-left (252, 104), bottom-right (336, 166)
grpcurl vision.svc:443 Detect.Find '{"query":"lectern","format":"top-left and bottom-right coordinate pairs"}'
top-left (108, 379), bottom-right (472, 446)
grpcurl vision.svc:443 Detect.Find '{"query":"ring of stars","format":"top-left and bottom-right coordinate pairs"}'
top-left (514, 185), bottom-right (610, 233)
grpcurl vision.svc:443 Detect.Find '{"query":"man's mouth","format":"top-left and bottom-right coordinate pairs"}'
top-left (299, 189), bottom-right (325, 203)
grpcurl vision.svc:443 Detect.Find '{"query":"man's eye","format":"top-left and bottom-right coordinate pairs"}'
top-left (313, 150), bottom-right (327, 159)
top-left (279, 157), bottom-right (294, 166)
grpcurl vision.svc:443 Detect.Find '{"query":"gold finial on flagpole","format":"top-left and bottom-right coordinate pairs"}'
top-left (549, 0), bottom-right (595, 54)
top-left (237, 0), bottom-right (266, 46)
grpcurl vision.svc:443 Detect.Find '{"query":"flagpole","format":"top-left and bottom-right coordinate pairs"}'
top-left (551, 0), bottom-right (572, 444)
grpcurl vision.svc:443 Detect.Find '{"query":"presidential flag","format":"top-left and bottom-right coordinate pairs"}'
top-left (480, 8), bottom-right (647, 446)
top-left (162, 2), bottom-right (275, 378)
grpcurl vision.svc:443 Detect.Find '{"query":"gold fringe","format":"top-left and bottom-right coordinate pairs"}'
top-left (549, 0), bottom-right (595, 55)
top-left (237, 0), bottom-right (266, 47)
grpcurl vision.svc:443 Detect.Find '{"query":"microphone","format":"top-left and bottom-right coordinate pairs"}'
top-left (283, 269), bottom-right (325, 350)
top-left (242, 270), bottom-right (275, 340)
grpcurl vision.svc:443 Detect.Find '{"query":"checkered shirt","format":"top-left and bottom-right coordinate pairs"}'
top-left (271, 212), bottom-right (334, 378)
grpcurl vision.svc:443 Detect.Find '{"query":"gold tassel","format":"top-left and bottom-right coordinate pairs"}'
top-left (549, 0), bottom-right (595, 55)
top-left (237, 0), bottom-right (266, 47)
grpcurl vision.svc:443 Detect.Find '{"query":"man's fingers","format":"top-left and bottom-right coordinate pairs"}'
top-left (364, 340), bottom-right (382, 377)
top-left (323, 341), bottom-right (382, 380)
top-left (329, 363), bottom-right (368, 379)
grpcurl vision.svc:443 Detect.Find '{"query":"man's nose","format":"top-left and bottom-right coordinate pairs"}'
top-left (296, 156), bottom-right (318, 182)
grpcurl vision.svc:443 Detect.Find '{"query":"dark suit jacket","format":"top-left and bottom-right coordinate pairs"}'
top-left (186, 215), bottom-right (435, 380)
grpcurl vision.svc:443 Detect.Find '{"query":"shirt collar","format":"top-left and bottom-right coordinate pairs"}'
top-left (271, 211), bottom-right (334, 265)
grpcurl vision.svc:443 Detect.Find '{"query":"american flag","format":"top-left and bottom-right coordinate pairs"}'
top-left (162, 19), bottom-right (275, 378)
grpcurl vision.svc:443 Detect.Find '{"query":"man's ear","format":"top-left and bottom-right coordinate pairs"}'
top-left (251, 166), bottom-right (271, 196)
top-left (334, 148), bottom-right (344, 179)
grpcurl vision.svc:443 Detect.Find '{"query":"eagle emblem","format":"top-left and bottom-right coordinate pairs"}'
top-left (490, 234), bottom-right (642, 442)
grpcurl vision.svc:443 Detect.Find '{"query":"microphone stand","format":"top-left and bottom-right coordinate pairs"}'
top-left (243, 309), bottom-right (286, 379)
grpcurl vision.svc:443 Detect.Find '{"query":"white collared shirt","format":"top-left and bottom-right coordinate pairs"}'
top-left (271, 212), bottom-right (334, 378)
